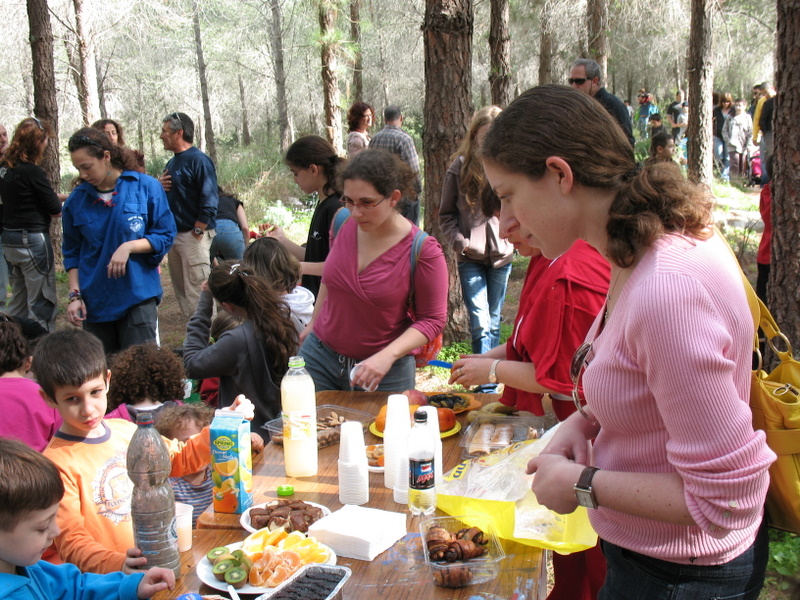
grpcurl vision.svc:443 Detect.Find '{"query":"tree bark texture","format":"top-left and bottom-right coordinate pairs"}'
top-left (96, 58), bottom-right (108, 119)
top-left (319, 0), bottom-right (343, 155)
top-left (422, 0), bottom-right (473, 344)
top-left (350, 0), bottom-right (363, 102)
top-left (193, 0), bottom-right (217, 163)
top-left (239, 73), bottom-right (251, 146)
top-left (488, 0), bottom-right (511, 107)
top-left (538, 0), bottom-right (554, 85)
top-left (686, 0), bottom-right (713, 185)
top-left (586, 0), bottom-right (608, 82)
top-left (268, 0), bottom-right (290, 154)
top-left (770, 0), bottom-right (800, 346)
top-left (71, 0), bottom-right (100, 125)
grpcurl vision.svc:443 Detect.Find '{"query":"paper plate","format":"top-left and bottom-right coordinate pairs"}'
top-left (369, 421), bottom-right (461, 439)
top-left (196, 540), bottom-right (336, 595)
top-left (240, 501), bottom-right (332, 534)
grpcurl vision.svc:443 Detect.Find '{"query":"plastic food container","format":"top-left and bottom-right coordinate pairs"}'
top-left (460, 413), bottom-right (551, 458)
top-left (255, 564), bottom-right (352, 600)
top-left (265, 405), bottom-right (373, 448)
top-left (419, 515), bottom-right (505, 588)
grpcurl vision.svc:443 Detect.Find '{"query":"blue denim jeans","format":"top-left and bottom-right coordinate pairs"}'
top-left (713, 136), bottom-right (730, 181)
top-left (299, 331), bottom-right (416, 392)
top-left (458, 261), bottom-right (512, 356)
top-left (598, 520), bottom-right (768, 600)
top-left (210, 218), bottom-right (245, 261)
top-left (1, 230), bottom-right (57, 331)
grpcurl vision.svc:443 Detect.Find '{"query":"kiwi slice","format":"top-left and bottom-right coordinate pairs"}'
top-left (225, 566), bottom-right (249, 588)
top-left (212, 558), bottom-right (238, 581)
top-left (212, 551), bottom-right (236, 566)
top-left (231, 549), bottom-right (246, 563)
top-left (206, 547), bottom-right (230, 563)
top-left (237, 555), bottom-right (254, 572)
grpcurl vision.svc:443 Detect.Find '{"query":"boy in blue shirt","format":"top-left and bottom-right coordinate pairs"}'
top-left (0, 438), bottom-right (174, 599)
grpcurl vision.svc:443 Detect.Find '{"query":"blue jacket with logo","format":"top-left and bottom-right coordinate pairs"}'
top-left (0, 560), bottom-right (144, 600)
top-left (62, 171), bottom-right (176, 323)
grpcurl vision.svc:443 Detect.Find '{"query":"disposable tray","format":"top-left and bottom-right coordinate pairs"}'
top-left (254, 564), bottom-right (352, 600)
top-left (419, 515), bottom-right (505, 588)
top-left (265, 404), bottom-right (373, 448)
top-left (460, 413), bottom-right (550, 458)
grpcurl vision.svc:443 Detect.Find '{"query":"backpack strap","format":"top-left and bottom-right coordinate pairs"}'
top-left (408, 229), bottom-right (430, 308)
top-left (331, 207), bottom-right (351, 241)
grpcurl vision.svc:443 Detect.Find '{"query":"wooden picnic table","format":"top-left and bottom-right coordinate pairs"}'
top-left (156, 390), bottom-right (547, 599)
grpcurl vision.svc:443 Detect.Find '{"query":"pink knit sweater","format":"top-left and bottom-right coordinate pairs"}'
top-left (584, 233), bottom-right (775, 565)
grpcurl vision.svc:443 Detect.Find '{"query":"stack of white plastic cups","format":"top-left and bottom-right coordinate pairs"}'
top-left (383, 394), bottom-right (411, 503)
top-left (338, 421), bottom-right (369, 505)
top-left (420, 406), bottom-right (443, 490)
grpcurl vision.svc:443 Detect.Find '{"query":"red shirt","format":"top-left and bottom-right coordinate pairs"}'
top-left (501, 240), bottom-right (610, 421)
top-left (757, 183), bottom-right (772, 265)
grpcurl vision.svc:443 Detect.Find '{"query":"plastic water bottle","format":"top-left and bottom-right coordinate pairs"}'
top-left (127, 412), bottom-right (181, 578)
top-left (281, 356), bottom-right (318, 477)
top-left (408, 410), bottom-right (436, 516)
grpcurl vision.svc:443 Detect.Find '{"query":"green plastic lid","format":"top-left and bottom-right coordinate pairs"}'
top-left (277, 485), bottom-right (295, 496)
top-left (288, 356), bottom-right (305, 368)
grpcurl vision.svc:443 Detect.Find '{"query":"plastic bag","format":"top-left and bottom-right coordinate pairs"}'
top-left (436, 425), bottom-right (597, 554)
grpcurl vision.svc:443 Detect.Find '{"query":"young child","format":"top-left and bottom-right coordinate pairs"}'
top-left (243, 236), bottom-right (314, 333)
top-left (198, 312), bottom-right (245, 407)
top-left (0, 437), bottom-right (174, 599)
top-left (105, 344), bottom-right (186, 421)
top-left (646, 131), bottom-right (676, 165)
top-left (33, 328), bottom-right (254, 574)
top-left (155, 404), bottom-right (215, 527)
top-left (0, 320), bottom-right (61, 451)
top-left (648, 113), bottom-right (666, 138)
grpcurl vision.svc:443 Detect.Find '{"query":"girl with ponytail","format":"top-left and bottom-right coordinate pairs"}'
top-left (482, 85), bottom-right (774, 599)
top-left (266, 135), bottom-right (344, 298)
top-left (183, 260), bottom-right (298, 441)
top-left (65, 127), bottom-right (176, 353)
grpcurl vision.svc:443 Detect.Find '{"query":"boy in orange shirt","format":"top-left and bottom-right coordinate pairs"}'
top-left (34, 329), bottom-right (254, 574)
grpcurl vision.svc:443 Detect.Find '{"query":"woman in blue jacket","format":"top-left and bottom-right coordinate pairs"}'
top-left (64, 128), bottom-right (176, 354)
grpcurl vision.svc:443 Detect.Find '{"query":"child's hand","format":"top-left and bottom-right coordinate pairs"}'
top-left (227, 395), bottom-right (255, 421)
top-left (136, 566), bottom-right (175, 599)
top-left (250, 432), bottom-right (265, 454)
top-left (122, 547), bottom-right (147, 574)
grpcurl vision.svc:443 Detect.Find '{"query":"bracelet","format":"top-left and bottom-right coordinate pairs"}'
top-left (68, 290), bottom-right (82, 303)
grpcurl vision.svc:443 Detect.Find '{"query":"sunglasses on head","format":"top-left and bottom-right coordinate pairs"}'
top-left (171, 112), bottom-right (183, 129)
top-left (568, 78), bottom-right (591, 86)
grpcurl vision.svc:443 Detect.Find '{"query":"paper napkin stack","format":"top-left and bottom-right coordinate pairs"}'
top-left (308, 505), bottom-right (407, 561)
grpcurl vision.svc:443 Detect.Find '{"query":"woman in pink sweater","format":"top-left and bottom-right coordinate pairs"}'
top-left (481, 85), bottom-right (775, 599)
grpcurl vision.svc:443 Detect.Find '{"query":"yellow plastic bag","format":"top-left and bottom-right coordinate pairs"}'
top-left (436, 432), bottom-right (597, 554)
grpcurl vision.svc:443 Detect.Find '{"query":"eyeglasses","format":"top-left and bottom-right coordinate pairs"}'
top-left (339, 196), bottom-right (389, 210)
top-left (568, 78), bottom-right (590, 86)
top-left (31, 117), bottom-right (44, 131)
top-left (69, 135), bottom-right (104, 151)
top-left (171, 112), bottom-right (183, 129)
top-left (570, 342), bottom-right (598, 425)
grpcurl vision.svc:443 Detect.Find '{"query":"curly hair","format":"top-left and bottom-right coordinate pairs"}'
top-left (2, 118), bottom-right (52, 168)
top-left (0, 321), bottom-right (29, 374)
top-left (107, 344), bottom-right (186, 411)
top-left (91, 119), bottom-right (126, 146)
top-left (243, 237), bottom-right (301, 294)
top-left (454, 106), bottom-right (502, 211)
top-left (339, 149), bottom-right (417, 200)
top-left (208, 261), bottom-right (298, 381)
top-left (155, 403), bottom-right (214, 440)
top-left (347, 101), bottom-right (374, 132)
top-left (285, 136), bottom-right (344, 197)
top-left (481, 85), bottom-right (712, 268)
top-left (67, 127), bottom-right (141, 173)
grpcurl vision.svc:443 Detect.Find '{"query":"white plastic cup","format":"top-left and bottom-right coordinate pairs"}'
top-left (175, 502), bottom-right (193, 552)
top-left (339, 421), bottom-right (366, 463)
top-left (350, 364), bottom-right (378, 392)
top-left (384, 394), bottom-right (410, 489)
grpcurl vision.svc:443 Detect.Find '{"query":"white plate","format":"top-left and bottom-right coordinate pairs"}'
top-left (196, 540), bottom-right (336, 595)
top-left (240, 501), bottom-right (332, 534)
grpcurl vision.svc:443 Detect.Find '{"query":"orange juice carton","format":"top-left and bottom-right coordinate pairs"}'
top-left (210, 410), bottom-right (253, 514)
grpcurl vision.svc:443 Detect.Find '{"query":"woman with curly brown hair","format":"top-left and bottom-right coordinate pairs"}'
top-left (482, 85), bottom-right (775, 599)
top-left (345, 101), bottom-right (374, 158)
top-left (183, 260), bottom-right (298, 441)
top-left (90, 118), bottom-right (145, 172)
top-left (105, 344), bottom-right (186, 421)
top-left (0, 118), bottom-right (65, 331)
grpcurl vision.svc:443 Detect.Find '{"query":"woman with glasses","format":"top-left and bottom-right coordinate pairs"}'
top-left (266, 135), bottom-right (344, 298)
top-left (482, 85), bottom-right (774, 600)
top-left (298, 149), bottom-right (447, 393)
top-left (64, 127), bottom-right (176, 354)
top-left (0, 118), bottom-right (65, 331)
top-left (439, 107), bottom-right (513, 392)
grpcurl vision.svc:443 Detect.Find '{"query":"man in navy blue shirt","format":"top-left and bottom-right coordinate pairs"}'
top-left (158, 112), bottom-right (218, 318)
top-left (569, 59), bottom-right (636, 147)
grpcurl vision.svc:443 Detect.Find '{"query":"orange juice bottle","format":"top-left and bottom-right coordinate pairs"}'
top-left (210, 410), bottom-right (253, 513)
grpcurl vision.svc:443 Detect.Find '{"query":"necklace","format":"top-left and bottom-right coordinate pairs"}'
top-left (604, 269), bottom-right (623, 323)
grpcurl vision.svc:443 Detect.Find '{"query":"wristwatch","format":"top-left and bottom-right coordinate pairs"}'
top-left (193, 227), bottom-right (204, 236)
top-left (488, 360), bottom-right (501, 384)
top-left (574, 466), bottom-right (600, 509)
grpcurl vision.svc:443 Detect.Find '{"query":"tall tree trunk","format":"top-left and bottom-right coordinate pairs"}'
top-left (422, 0), bottom-right (473, 344)
top-left (268, 0), bottom-right (290, 153)
top-left (319, 0), bottom-right (343, 155)
top-left (369, 0), bottom-right (390, 108)
top-left (770, 0), bottom-right (800, 345)
top-left (488, 0), bottom-right (511, 106)
top-left (26, 0), bottom-right (62, 266)
top-left (96, 57), bottom-right (107, 119)
top-left (586, 0), bottom-right (608, 82)
top-left (538, 0), bottom-right (554, 85)
top-left (71, 0), bottom-right (100, 125)
top-left (686, 0), bottom-right (713, 185)
top-left (350, 0), bottom-right (363, 102)
top-left (239, 73), bottom-right (252, 146)
top-left (192, 0), bottom-right (217, 163)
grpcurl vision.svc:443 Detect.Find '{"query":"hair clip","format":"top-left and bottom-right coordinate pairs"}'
top-left (229, 263), bottom-right (247, 276)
